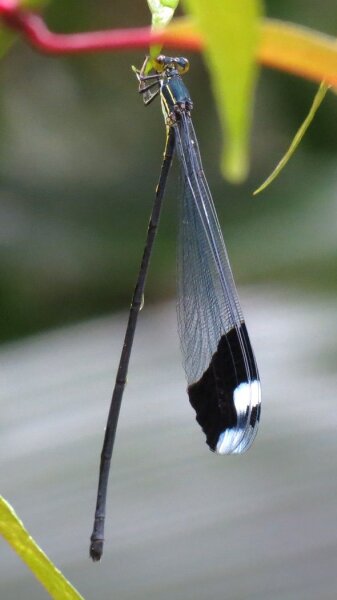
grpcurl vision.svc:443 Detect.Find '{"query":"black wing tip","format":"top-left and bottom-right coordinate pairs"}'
top-left (188, 323), bottom-right (260, 453)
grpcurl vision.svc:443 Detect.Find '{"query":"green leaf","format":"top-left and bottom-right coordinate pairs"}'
top-left (254, 81), bottom-right (330, 195)
top-left (0, 496), bottom-right (85, 600)
top-left (147, 0), bottom-right (179, 28)
top-left (181, 0), bottom-right (263, 182)
top-left (147, 0), bottom-right (179, 60)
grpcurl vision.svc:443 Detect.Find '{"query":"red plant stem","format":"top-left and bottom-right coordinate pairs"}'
top-left (0, 6), bottom-right (203, 54)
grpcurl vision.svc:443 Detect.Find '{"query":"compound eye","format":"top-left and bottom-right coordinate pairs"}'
top-left (176, 57), bottom-right (189, 74)
top-left (154, 54), bottom-right (166, 72)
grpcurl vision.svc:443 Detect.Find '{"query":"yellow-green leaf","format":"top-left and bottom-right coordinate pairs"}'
top-left (166, 16), bottom-right (337, 87)
top-left (147, 0), bottom-right (179, 61)
top-left (0, 496), bottom-right (85, 600)
top-left (148, 0), bottom-right (179, 27)
top-left (181, 0), bottom-right (263, 182)
top-left (254, 81), bottom-right (330, 195)
top-left (258, 19), bottom-right (337, 87)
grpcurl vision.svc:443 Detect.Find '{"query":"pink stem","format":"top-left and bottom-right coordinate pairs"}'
top-left (0, 5), bottom-right (203, 54)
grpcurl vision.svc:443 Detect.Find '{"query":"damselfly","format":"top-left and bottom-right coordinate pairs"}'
top-left (90, 55), bottom-right (261, 561)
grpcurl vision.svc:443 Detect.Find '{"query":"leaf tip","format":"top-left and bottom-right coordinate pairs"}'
top-left (221, 144), bottom-right (249, 184)
top-left (252, 183), bottom-right (265, 196)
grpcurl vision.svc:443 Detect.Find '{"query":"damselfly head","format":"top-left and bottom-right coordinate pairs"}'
top-left (154, 55), bottom-right (189, 75)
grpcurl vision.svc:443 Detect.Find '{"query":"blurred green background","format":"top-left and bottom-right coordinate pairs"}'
top-left (1, 0), bottom-right (337, 342)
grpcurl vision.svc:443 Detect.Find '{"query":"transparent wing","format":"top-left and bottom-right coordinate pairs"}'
top-left (174, 112), bottom-right (261, 454)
